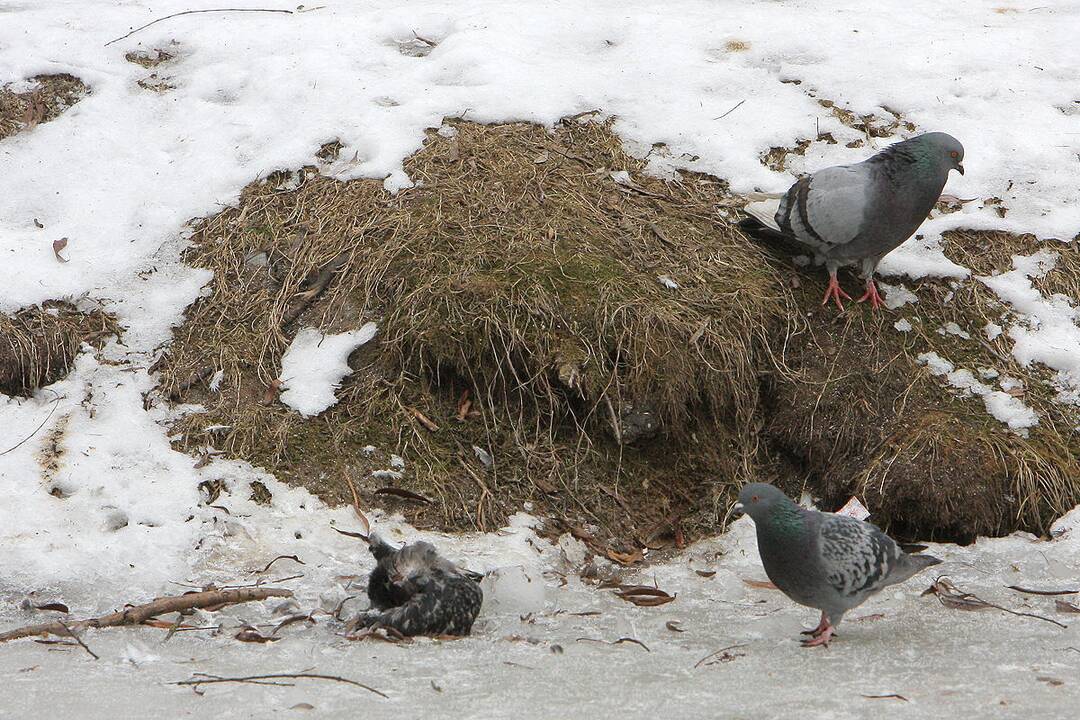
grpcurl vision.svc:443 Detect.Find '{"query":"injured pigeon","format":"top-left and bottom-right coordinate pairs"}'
top-left (354, 533), bottom-right (484, 637)
top-left (743, 132), bottom-right (964, 310)
top-left (734, 483), bottom-right (941, 647)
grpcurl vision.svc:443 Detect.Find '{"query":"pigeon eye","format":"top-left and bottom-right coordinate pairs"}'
top-left (949, 151), bottom-right (959, 159)
top-left (751, 495), bottom-right (759, 503)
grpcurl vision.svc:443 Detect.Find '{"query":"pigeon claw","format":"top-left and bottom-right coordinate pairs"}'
top-left (800, 624), bottom-right (835, 648)
top-left (821, 275), bottom-right (852, 311)
top-left (856, 280), bottom-right (885, 310)
top-left (800, 612), bottom-right (830, 637)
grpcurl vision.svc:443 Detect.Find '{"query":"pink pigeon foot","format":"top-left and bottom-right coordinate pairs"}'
top-left (800, 623), bottom-right (836, 648)
top-left (801, 612), bottom-right (830, 637)
top-left (821, 273), bottom-right (852, 311)
top-left (856, 279), bottom-right (885, 310)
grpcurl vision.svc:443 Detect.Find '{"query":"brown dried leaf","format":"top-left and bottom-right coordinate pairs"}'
top-left (695, 570), bottom-right (716, 578)
top-left (1055, 599), bottom-right (1080, 614)
top-left (52, 237), bottom-right (69, 262)
top-left (742, 578), bottom-right (778, 590)
top-left (32, 602), bottom-right (70, 613)
top-left (234, 627), bottom-right (280, 643)
top-left (374, 487), bottom-right (432, 504)
top-left (606, 548), bottom-right (643, 566)
top-left (665, 620), bottom-right (685, 633)
top-left (260, 378), bottom-right (282, 405)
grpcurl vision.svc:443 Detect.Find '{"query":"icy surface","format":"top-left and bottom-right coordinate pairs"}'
top-left (2, 512), bottom-right (1079, 718)
top-left (279, 324), bottom-right (378, 417)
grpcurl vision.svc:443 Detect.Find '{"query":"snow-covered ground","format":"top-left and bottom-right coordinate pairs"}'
top-left (2, 1), bottom-right (1080, 716)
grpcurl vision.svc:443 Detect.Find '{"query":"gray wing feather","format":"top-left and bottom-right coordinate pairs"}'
top-left (777, 165), bottom-right (870, 254)
top-left (818, 514), bottom-right (902, 598)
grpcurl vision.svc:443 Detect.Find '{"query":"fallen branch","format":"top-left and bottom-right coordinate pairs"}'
top-left (0, 390), bottom-right (61, 456)
top-left (0, 587), bottom-right (293, 643)
top-left (173, 672), bottom-right (387, 698)
top-left (58, 621), bottom-right (99, 660)
top-left (105, 8), bottom-right (294, 47)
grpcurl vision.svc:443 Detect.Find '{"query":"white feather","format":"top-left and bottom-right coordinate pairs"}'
top-left (743, 194), bottom-right (782, 232)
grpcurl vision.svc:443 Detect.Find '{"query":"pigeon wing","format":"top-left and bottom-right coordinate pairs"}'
top-left (817, 514), bottom-right (902, 598)
top-left (777, 165), bottom-right (871, 254)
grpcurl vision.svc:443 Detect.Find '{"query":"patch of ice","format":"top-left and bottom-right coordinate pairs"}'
top-left (984, 322), bottom-right (1004, 341)
top-left (610, 170), bottom-right (632, 185)
top-left (279, 324), bottom-right (378, 418)
top-left (940, 321), bottom-right (971, 340)
top-left (657, 275), bottom-right (679, 289)
top-left (893, 318), bottom-right (912, 332)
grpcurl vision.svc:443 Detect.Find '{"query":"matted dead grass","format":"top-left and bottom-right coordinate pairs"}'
top-left (0, 74), bottom-right (87, 140)
top-left (157, 118), bottom-right (793, 550)
top-left (0, 302), bottom-right (119, 396)
top-left (157, 117), bottom-right (1080, 547)
top-left (764, 230), bottom-right (1080, 542)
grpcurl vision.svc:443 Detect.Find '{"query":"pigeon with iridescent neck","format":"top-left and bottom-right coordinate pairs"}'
top-left (743, 132), bottom-right (964, 310)
top-left (734, 483), bottom-right (941, 647)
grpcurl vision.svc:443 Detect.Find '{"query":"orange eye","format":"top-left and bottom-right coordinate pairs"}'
top-left (751, 495), bottom-right (759, 503)
top-left (949, 151), bottom-right (959, 159)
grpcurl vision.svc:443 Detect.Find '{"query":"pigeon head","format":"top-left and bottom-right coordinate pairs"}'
top-left (905, 132), bottom-right (965, 176)
top-left (734, 483), bottom-right (796, 523)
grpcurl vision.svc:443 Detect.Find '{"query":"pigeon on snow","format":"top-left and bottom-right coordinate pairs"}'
top-left (734, 483), bottom-right (941, 647)
top-left (354, 533), bottom-right (484, 637)
top-left (743, 132), bottom-right (964, 310)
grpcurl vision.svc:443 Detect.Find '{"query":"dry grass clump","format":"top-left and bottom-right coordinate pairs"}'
top-left (763, 230), bottom-right (1080, 541)
top-left (157, 118), bottom-right (792, 545)
top-left (0, 74), bottom-right (87, 140)
top-left (0, 303), bottom-right (119, 396)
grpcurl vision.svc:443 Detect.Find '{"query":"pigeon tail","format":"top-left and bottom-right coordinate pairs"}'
top-left (909, 553), bottom-right (943, 570)
top-left (743, 195), bottom-right (782, 232)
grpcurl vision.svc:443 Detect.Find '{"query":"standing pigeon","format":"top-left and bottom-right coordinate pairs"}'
top-left (734, 483), bottom-right (941, 647)
top-left (742, 133), bottom-right (964, 310)
top-left (354, 533), bottom-right (484, 637)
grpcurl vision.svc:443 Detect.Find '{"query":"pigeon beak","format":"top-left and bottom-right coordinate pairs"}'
top-left (731, 502), bottom-right (745, 519)
top-left (956, 162), bottom-right (964, 175)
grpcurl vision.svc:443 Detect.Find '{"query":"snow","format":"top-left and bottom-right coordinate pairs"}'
top-left (980, 252), bottom-right (1080, 407)
top-left (880, 282), bottom-right (919, 310)
top-left (918, 352), bottom-right (1039, 432)
top-left (0, 0), bottom-right (1079, 713)
top-left (893, 318), bottom-right (913, 333)
top-left (279, 324), bottom-right (378, 418)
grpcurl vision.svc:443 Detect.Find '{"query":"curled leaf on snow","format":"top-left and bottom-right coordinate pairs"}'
top-left (853, 613), bottom-right (886, 623)
top-left (272, 612), bottom-right (317, 635)
top-left (52, 237), bottom-right (68, 262)
top-left (1007, 585), bottom-right (1079, 596)
top-left (665, 620), bottom-right (685, 632)
top-left (742, 578), bottom-right (778, 590)
top-left (923, 577), bottom-right (1068, 628)
top-left (331, 526), bottom-right (369, 541)
top-left (861, 694), bottom-right (909, 702)
top-left (606, 548), bottom-right (644, 565)
top-left (234, 627), bottom-right (280, 643)
top-left (1055, 600), bottom-right (1080, 614)
top-left (373, 487), bottom-right (433, 504)
top-left (30, 602), bottom-right (70, 614)
top-left (614, 585), bottom-right (675, 607)
top-left (695, 570), bottom-right (716, 578)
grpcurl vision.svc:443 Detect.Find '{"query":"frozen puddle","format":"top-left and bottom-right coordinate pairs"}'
top-left (2, 512), bottom-right (1078, 719)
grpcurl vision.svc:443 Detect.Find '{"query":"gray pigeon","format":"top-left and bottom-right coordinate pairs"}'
top-left (743, 132), bottom-right (964, 310)
top-left (354, 533), bottom-right (484, 637)
top-left (734, 483), bottom-right (941, 647)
